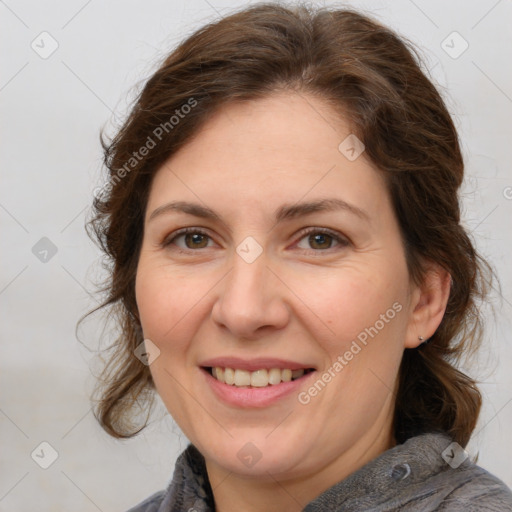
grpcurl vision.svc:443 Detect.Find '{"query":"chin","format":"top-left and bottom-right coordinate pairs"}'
top-left (198, 431), bottom-right (313, 478)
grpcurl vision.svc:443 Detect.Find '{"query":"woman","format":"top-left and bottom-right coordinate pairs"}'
top-left (88, 3), bottom-right (512, 511)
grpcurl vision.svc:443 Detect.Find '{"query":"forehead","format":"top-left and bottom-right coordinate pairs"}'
top-left (146, 92), bottom-right (390, 223)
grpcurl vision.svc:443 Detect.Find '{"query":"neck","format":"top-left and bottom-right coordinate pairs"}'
top-left (205, 414), bottom-right (396, 512)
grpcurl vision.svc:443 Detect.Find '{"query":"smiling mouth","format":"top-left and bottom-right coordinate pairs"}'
top-left (203, 366), bottom-right (315, 388)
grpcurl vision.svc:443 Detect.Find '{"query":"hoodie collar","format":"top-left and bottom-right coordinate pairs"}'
top-left (157, 431), bottom-right (456, 511)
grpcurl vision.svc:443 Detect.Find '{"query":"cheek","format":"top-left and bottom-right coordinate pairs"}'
top-left (288, 264), bottom-right (407, 351)
top-left (135, 263), bottom-right (213, 353)
top-left (135, 264), bottom-right (182, 342)
top-left (307, 270), bottom-right (407, 416)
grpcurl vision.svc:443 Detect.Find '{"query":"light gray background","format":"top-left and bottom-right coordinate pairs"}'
top-left (1, 0), bottom-right (511, 510)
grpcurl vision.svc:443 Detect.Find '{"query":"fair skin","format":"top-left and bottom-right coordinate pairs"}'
top-left (135, 92), bottom-right (451, 512)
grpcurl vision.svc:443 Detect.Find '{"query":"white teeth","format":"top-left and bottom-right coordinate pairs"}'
top-left (281, 369), bottom-right (292, 382)
top-left (224, 367), bottom-right (234, 385)
top-left (268, 368), bottom-right (282, 385)
top-left (211, 367), bottom-right (307, 387)
top-left (250, 369), bottom-right (268, 387)
top-left (234, 369), bottom-right (251, 386)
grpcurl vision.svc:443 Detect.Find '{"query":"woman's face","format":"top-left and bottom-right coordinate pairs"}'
top-left (135, 92), bottom-right (422, 481)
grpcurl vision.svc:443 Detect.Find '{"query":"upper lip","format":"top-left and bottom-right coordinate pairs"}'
top-left (199, 357), bottom-right (316, 372)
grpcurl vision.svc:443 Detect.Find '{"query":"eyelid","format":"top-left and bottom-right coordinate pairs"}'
top-left (292, 226), bottom-right (350, 251)
top-left (161, 227), bottom-right (215, 249)
top-left (161, 226), bottom-right (350, 252)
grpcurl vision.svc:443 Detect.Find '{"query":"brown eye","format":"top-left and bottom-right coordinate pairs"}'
top-left (163, 228), bottom-right (213, 250)
top-left (308, 232), bottom-right (334, 250)
top-left (183, 232), bottom-right (209, 249)
top-left (295, 228), bottom-right (349, 252)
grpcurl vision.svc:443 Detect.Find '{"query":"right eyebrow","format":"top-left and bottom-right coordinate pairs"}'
top-left (148, 201), bottom-right (224, 223)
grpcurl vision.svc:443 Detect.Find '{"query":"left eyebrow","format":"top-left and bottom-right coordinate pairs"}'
top-left (148, 197), bottom-right (370, 225)
top-left (274, 198), bottom-right (370, 223)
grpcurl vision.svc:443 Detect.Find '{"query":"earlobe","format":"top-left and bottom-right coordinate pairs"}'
top-left (404, 264), bottom-right (451, 349)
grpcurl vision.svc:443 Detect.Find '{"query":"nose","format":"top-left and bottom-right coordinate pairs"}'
top-left (211, 250), bottom-right (290, 340)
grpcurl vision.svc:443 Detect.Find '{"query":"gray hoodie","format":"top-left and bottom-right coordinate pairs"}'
top-left (127, 431), bottom-right (512, 511)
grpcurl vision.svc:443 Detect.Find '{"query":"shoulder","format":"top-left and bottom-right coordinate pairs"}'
top-left (125, 490), bottom-right (166, 512)
top-left (124, 443), bottom-right (214, 512)
top-left (434, 463), bottom-right (512, 511)
top-left (348, 432), bottom-right (512, 511)
top-left (395, 433), bottom-right (512, 511)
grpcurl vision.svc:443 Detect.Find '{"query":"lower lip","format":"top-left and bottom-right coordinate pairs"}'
top-left (202, 368), bottom-right (315, 408)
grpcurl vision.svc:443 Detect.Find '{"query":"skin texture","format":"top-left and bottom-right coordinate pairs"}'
top-left (135, 92), bottom-right (451, 512)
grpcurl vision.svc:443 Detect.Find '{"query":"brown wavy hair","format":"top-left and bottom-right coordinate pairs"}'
top-left (86, 2), bottom-right (493, 447)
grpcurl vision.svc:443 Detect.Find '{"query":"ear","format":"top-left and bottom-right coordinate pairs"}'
top-left (404, 262), bottom-right (451, 349)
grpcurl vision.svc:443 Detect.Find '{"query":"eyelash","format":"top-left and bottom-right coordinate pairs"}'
top-left (161, 226), bottom-right (350, 255)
